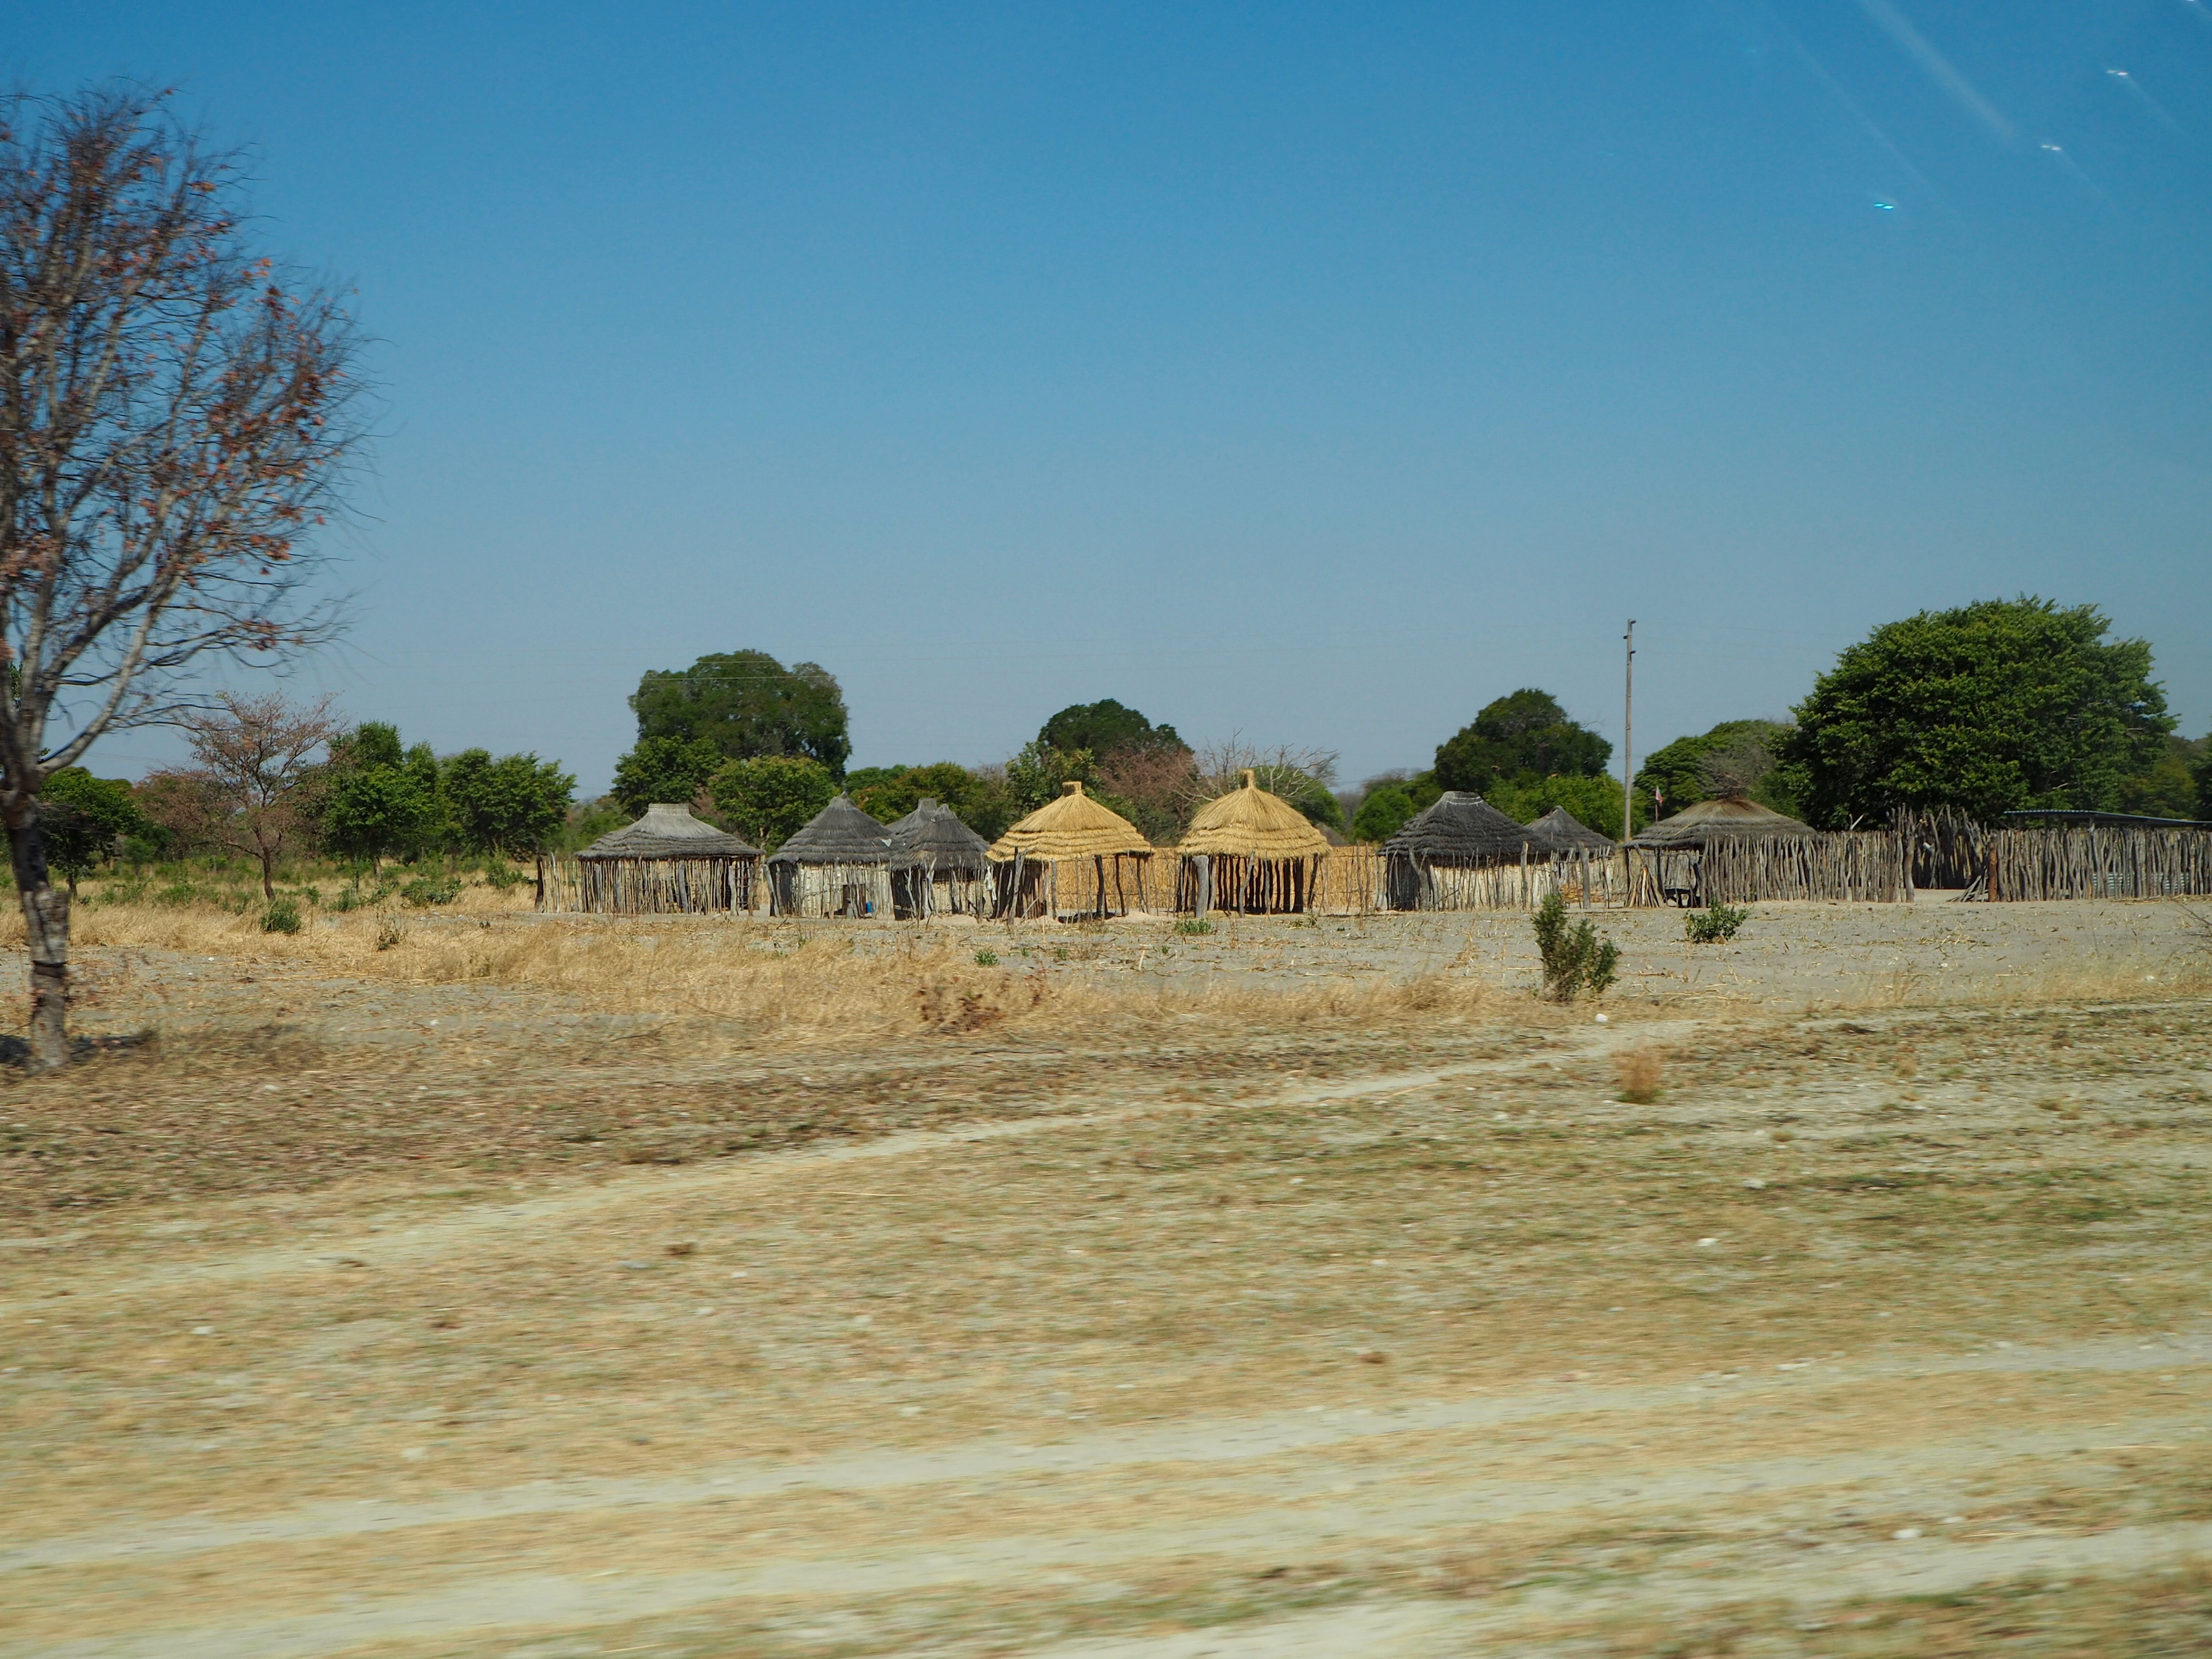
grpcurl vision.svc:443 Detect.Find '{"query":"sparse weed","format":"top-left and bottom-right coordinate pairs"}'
top-left (1533, 891), bottom-right (1618, 1003)
top-left (374, 914), bottom-right (406, 951)
top-left (974, 949), bottom-right (998, 967)
top-left (1685, 900), bottom-right (1749, 944)
top-left (260, 897), bottom-right (302, 936)
top-left (1176, 918), bottom-right (1214, 936)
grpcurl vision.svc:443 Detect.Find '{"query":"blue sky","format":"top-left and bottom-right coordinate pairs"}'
top-left (16, 1), bottom-right (2212, 792)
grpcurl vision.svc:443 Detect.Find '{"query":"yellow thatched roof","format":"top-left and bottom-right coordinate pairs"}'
top-left (988, 781), bottom-right (1153, 861)
top-left (1178, 770), bottom-right (1331, 860)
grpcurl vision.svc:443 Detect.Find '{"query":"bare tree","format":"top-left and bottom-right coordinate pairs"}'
top-left (1188, 735), bottom-right (1341, 817)
top-left (0, 86), bottom-right (362, 1068)
top-left (150, 692), bottom-right (336, 900)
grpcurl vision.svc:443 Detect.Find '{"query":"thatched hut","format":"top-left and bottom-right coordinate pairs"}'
top-left (576, 803), bottom-right (760, 914)
top-left (767, 794), bottom-right (895, 917)
top-left (1382, 791), bottom-right (1538, 910)
top-left (1629, 795), bottom-right (1817, 906)
top-left (989, 781), bottom-right (1156, 918)
top-left (1176, 769), bottom-right (1331, 914)
top-left (1525, 805), bottom-right (1617, 854)
top-left (1630, 795), bottom-right (1814, 847)
top-left (887, 797), bottom-right (992, 918)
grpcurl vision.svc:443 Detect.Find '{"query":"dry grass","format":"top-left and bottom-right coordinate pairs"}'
top-left (20, 901), bottom-right (1529, 1046)
top-left (1613, 1044), bottom-right (1664, 1103)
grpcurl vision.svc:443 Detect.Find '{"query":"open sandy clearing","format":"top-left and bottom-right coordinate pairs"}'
top-left (5, 902), bottom-right (2212, 1655)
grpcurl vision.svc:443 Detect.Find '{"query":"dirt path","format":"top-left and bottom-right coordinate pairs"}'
top-left (4, 937), bottom-right (2210, 1654)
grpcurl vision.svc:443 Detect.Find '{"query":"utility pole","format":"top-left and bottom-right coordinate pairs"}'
top-left (1621, 620), bottom-right (1636, 844)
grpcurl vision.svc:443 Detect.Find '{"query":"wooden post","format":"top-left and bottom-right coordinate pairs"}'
top-left (1622, 618), bottom-right (1637, 844)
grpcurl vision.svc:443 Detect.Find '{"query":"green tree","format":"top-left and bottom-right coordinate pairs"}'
top-left (1488, 772), bottom-right (1644, 836)
top-left (610, 735), bottom-right (724, 817)
top-left (444, 750), bottom-right (576, 856)
top-left (317, 721), bottom-right (445, 869)
top-left (851, 762), bottom-right (984, 824)
top-left (1634, 719), bottom-right (1798, 820)
top-left (38, 769), bottom-right (145, 894)
top-left (2116, 738), bottom-right (2199, 820)
top-left (839, 765), bottom-right (911, 802)
top-left (709, 755), bottom-right (837, 850)
top-left (1782, 598), bottom-right (2173, 826)
top-left (2196, 738), bottom-right (2212, 822)
top-left (1351, 782), bottom-right (1416, 843)
top-left (1433, 690), bottom-right (1611, 797)
top-left (1005, 740), bottom-right (1102, 813)
top-left (630, 651), bottom-right (851, 776)
top-left (1037, 698), bottom-right (1183, 760)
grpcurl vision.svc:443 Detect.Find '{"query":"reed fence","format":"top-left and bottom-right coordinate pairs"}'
top-left (993, 853), bottom-right (1163, 919)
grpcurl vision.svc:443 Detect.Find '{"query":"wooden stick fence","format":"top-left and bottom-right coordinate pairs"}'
top-left (537, 854), bottom-right (756, 914)
top-left (1679, 832), bottom-right (1911, 904)
top-left (1983, 826), bottom-right (2212, 900)
top-left (993, 853), bottom-right (1160, 919)
top-left (770, 862), bottom-right (897, 918)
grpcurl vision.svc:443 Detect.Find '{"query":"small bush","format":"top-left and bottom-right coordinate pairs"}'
top-left (1532, 891), bottom-right (1619, 1003)
top-left (483, 861), bottom-right (529, 891)
top-left (331, 887), bottom-right (361, 914)
top-left (374, 914), bottom-right (406, 951)
top-left (260, 896), bottom-right (302, 935)
top-left (1615, 1046), bottom-right (1663, 1104)
top-left (1684, 900), bottom-right (1749, 944)
top-left (974, 949), bottom-right (998, 966)
top-left (400, 873), bottom-right (461, 908)
top-left (1176, 918), bottom-right (1214, 936)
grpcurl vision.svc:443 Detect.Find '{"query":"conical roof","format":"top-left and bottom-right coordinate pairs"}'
top-left (1630, 795), bottom-right (1815, 847)
top-left (1179, 770), bottom-right (1331, 859)
top-left (988, 781), bottom-right (1152, 861)
top-left (1382, 791), bottom-right (1536, 865)
top-left (1525, 805), bottom-right (1617, 853)
top-left (580, 803), bottom-right (760, 860)
top-left (766, 793), bottom-right (896, 865)
top-left (887, 797), bottom-right (990, 874)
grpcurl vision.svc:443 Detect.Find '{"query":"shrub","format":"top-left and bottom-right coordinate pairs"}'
top-left (974, 949), bottom-right (998, 966)
top-left (260, 896), bottom-right (302, 935)
top-left (400, 873), bottom-right (461, 907)
top-left (1685, 900), bottom-right (1749, 944)
top-left (1176, 917), bottom-right (1214, 936)
top-left (1615, 1047), bottom-right (1663, 1104)
top-left (482, 861), bottom-right (529, 891)
top-left (374, 914), bottom-right (405, 951)
top-left (1532, 891), bottom-right (1618, 1003)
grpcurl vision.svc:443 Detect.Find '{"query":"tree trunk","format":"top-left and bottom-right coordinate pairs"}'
top-left (6, 806), bottom-right (71, 1072)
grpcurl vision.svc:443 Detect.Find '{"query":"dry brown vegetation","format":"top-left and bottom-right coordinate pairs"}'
top-left (3, 901), bottom-right (2211, 1656)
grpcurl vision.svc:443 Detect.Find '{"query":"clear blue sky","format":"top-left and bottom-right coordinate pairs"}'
top-left (17, 1), bottom-right (2212, 793)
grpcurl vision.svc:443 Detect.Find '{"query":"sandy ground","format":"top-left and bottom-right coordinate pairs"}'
top-left (5, 899), bottom-right (2212, 1657)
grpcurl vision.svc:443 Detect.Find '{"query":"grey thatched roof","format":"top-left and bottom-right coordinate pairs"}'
top-left (580, 803), bottom-right (760, 861)
top-left (1382, 792), bottom-right (1536, 865)
top-left (766, 794), bottom-right (896, 865)
top-left (1525, 805), bottom-right (1617, 853)
top-left (887, 798), bottom-right (990, 874)
top-left (1630, 795), bottom-right (1815, 847)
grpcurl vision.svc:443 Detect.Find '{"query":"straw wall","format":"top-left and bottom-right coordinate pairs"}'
top-left (537, 855), bottom-right (756, 914)
top-left (891, 867), bottom-right (992, 920)
top-left (1984, 826), bottom-right (2212, 900)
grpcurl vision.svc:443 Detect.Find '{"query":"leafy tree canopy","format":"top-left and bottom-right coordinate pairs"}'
top-left (1037, 699), bottom-right (1183, 761)
top-left (40, 769), bottom-right (145, 889)
top-left (1433, 689), bottom-right (1611, 796)
top-left (1781, 598), bottom-right (2173, 826)
top-left (319, 722), bottom-right (445, 866)
top-left (851, 762), bottom-right (997, 828)
top-left (630, 651), bottom-right (850, 776)
top-left (444, 750), bottom-right (576, 855)
top-left (1350, 782), bottom-right (1416, 843)
top-left (1487, 772), bottom-right (1647, 837)
top-left (708, 755), bottom-right (837, 851)
top-left (1635, 719), bottom-right (1799, 820)
top-left (611, 735), bottom-right (724, 818)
